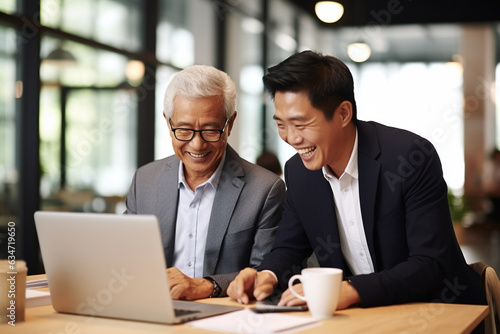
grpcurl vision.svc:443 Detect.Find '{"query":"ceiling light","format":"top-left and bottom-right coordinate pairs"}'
top-left (315, 1), bottom-right (344, 23)
top-left (44, 47), bottom-right (77, 67)
top-left (347, 42), bottom-right (371, 63)
top-left (125, 60), bottom-right (145, 86)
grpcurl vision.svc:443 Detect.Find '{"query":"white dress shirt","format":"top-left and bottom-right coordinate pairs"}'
top-left (322, 131), bottom-right (375, 275)
top-left (172, 153), bottom-right (226, 278)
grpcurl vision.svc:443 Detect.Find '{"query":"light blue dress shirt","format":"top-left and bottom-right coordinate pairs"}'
top-left (172, 153), bottom-right (226, 278)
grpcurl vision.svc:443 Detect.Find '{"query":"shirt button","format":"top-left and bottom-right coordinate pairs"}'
top-left (359, 252), bottom-right (364, 257)
top-left (188, 262), bottom-right (192, 267)
top-left (343, 188), bottom-right (349, 193)
top-left (349, 221), bottom-right (355, 226)
top-left (189, 233), bottom-right (193, 238)
top-left (190, 203), bottom-right (197, 208)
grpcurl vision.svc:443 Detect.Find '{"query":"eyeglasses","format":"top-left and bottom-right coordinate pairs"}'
top-left (168, 118), bottom-right (229, 142)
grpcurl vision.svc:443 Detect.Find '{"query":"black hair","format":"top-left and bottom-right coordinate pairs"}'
top-left (263, 50), bottom-right (357, 121)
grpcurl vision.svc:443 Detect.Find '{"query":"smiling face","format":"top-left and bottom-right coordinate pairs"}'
top-left (167, 95), bottom-right (235, 189)
top-left (273, 91), bottom-right (355, 176)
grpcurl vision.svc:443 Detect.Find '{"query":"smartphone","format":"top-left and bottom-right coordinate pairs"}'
top-left (251, 290), bottom-right (308, 313)
top-left (253, 300), bottom-right (308, 313)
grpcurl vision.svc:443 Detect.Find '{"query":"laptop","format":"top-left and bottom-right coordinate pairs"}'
top-left (34, 211), bottom-right (242, 324)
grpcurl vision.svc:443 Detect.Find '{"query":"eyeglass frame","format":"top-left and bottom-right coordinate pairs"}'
top-left (168, 118), bottom-right (230, 142)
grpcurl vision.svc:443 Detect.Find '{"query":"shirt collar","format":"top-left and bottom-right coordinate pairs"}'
top-left (178, 150), bottom-right (227, 190)
top-left (323, 129), bottom-right (359, 180)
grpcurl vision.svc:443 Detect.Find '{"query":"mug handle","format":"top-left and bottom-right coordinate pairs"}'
top-left (288, 274), bottom-right (307, 301)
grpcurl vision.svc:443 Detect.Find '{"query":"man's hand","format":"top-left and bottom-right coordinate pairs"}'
top-left (277, 283), bottom-right (306, 306)
top-left (167, 267), bottom-right (213, 300)
top-left (227, 268), bottom-right (277, 304)
top-left (277, 280), bottom-right (361, 309)
top-left (337, 280), bottom-right (361, 309)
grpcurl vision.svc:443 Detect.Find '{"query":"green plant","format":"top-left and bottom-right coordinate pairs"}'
top-left (447, 190), bottom-right (468, 223)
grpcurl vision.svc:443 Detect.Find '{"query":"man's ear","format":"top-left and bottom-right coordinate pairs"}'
top-left (337, 101), bottom-right (353, 127)
top-left (226, 112), bottom-right (237, 137)
top-left (164, 113), bottom-right (175, 140)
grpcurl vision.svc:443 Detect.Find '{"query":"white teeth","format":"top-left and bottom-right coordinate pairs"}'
top-left (297, 147), bottom-right (316, 157)
top-left (189, 152), bottom-right (207, 158)
top-left (297, 147), bottom-right (315, 157)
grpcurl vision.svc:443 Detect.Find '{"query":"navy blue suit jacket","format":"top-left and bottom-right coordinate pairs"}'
top-left (259, 121), bottom-right (485, 307)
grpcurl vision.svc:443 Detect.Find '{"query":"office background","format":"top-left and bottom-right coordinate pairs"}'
top-left (1, 0), bottom-right (500, 274)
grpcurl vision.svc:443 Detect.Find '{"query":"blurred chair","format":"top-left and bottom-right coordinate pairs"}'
top-left (469, 262), bottom-right (500, 334)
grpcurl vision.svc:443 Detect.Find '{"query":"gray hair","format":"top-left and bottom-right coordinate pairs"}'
top-left (163, 65), bottom-right (237, 119)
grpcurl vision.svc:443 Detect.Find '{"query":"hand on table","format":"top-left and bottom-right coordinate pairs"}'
top-left (227, 268), bottom-right (277, 304)
top-left (337, 281), bottom-right (362, 309)
top-left (277, 283), bottom-right (306, 306)
top-left (167, 267), bottom-right (213, 300)
top-left (228, 268), bottom-right (361, 309)
top-left (278, 281), bottom-right (361, 310)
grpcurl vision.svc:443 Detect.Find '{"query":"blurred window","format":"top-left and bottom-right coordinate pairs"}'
top-left (155, 66), bottom-right (176, 160)
top-left (223, 6), bottom-right (265, 162)
top-left (40, 87), bottom-right (138, 212)
top-left (65, 89), bottom-right (137, 202)
top-left (39, 87), bottom-right (61, 201)
top-left (355, 62), bottom-right (464, 192)
top-left (39, 34), bottom-right (138, 213)
top-left (0, 24), bottom-right (18, 256)
top-left (0, 1), bottom-right (17, 14)
top-left (41, 37), bottom-right (128, 87)
top-left (157, 0), bottom-right (194, 68)
top-left (41, 0), bottom-right (143, 52)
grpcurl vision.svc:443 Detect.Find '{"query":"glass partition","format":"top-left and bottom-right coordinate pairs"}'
top-left (40, 87), bottom-right (137, 213)
top-left (0, 24), bottom-right (18, 258)
top-left (65, 89), bottom-right (137, 199)
top-left (39, 36), bottom-right (139, 213)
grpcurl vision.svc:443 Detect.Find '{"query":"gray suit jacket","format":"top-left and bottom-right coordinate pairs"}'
top-left (125, 145), bottom-right (285, 295)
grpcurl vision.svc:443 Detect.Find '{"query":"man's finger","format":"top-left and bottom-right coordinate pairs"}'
top-left (170, 284), bottom-right (185, 300)
top-left (227, 268), bottom-right (257, 303)
top-left (228, 275), bottom-right (250, 299)
top-left (253, 271), bottom-right (277, 301)
top-left (254, 283), bottom-right (274, 301)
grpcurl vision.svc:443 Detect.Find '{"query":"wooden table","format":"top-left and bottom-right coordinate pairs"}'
top-left (3, 276), bottom-right (488, 334)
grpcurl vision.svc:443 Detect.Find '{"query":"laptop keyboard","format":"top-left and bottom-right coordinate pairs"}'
top-left (174, 308), bottom-right (201, 317)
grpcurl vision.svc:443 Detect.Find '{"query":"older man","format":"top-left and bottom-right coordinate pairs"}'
top-left (125, 65), bottom-right (285, 300)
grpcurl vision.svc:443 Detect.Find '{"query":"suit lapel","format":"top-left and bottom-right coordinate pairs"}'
top-left (156, 158), bottom-right (180, 267)
top-left (357, 122), bottom-right (381, 271)
top-left (203, 146), bottom-right (244, 276)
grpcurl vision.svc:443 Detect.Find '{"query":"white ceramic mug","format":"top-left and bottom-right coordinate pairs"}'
top-left (288, 267), bottom-right (343, 318)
